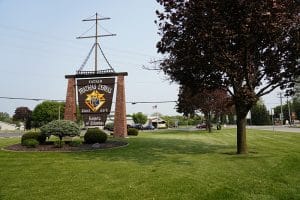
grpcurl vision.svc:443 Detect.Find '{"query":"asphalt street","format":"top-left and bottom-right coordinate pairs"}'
top-left (0, 132), bottom-right (23, 138)
top-left (246, 125), bottom-right (300, 133)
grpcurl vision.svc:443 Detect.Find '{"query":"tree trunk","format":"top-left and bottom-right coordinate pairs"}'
top-left (236, 113), bottom-right (248, 154)
top-left (207, 112), bottom-right (212, 133)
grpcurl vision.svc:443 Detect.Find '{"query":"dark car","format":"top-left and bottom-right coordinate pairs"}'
top-left (131, 124), bottom-right (143, 130)
top-left (142, 125), bottom-right (155, 130)
top-left (196, 123), bottom-right (212, 129)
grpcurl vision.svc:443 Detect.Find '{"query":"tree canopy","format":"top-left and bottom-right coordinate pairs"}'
top-left (32, 101), bottom-right (65, 128)
top-left (250, 101), bottom-right (271, 125)
top-left (13, 107), bottom-right (32, 122)
top-left (156, 0), bottom-right (300, 153)
top-left (0, 112), bottom-right (11, 123)
top-left (132, 112), bottom-right (148, 125)
top-left (40, 120), bottom-right (80, 140)
top-left (177, 86), bottom-right (233, 132)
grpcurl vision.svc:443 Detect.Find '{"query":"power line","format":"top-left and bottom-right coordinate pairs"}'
top-left (0, 96), bottom-right (63, 102)
top-left (0, 23), bottom-right (157, 58)
top-left (0, 96), bottom-right (177, 104)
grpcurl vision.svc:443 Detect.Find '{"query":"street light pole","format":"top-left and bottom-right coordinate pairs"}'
top-left (271, 108), bottom-right (275, 133)
top-left (58, 105), bottom-right (61, 120)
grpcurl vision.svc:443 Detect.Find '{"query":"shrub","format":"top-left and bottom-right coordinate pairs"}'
top-left (54, 140), bottom-right (65, 148)
top-left (84, 128), bottom-right (107, 144)
top-left (127, 128), bottom-right (139, 136)
top-left (21, 131), bottom-right (46, 145)
top-left (69, 136), bottom-right (82, 147)
top-left (69, 140), bottom-right (82, 147)
top-left (22, 139), bottom-right (39, 148)
top-left (40, 120), bottom-right (80, 140)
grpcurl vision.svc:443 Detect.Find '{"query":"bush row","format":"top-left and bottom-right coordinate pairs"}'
top-left (21, 131), bottom-right (46, 146)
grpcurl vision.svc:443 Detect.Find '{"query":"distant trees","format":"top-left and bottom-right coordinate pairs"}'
top-left (273, 97), bottom-right (300, 124)
top-left (32, 101), bottom-right (65, 128)
top-left (250, 101), bottom-right (271, 125)
top-left (0, 112), bottom-right (11, 123)
top-left (177, 86), bottom-right (232, 132)
top-left (132, 112), bottom-right (148, 125)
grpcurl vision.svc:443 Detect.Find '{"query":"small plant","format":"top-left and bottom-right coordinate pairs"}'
top-left (21, 131), bottom-right (46, 145)
top-left (127, 128), bottom-right (139, 136)
top-left (84, 128), bottom-right (107, 144)
top-left (69, 137), bottom-right (82, 147)
top-left (54, 140), bottom-right (65, 148)
top-left (22, 139), bottom-right (39, 148)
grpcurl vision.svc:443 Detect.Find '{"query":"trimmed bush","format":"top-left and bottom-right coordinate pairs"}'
top-left (21, 131), bottom-right (46, 145)
top-left (69, 136), bottom-right (82, 147)
top-left (22, 139), bottom-right (39, 148)
top-left (54, 140), bottom-right (65, 148)
top-left (69, 140), bottom-right (82, 147)
top-left (127, 128), bottom-right (139, 136)
top-left (40, 120), bottom-right (80, 140)
top-left (84, 128), bottom-right (107, 144)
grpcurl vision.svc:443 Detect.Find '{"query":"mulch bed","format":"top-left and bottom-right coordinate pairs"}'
top-left (4, 140), bottom-right (128, 152)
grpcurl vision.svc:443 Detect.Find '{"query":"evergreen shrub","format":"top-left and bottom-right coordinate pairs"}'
top-left (127, 128), bottom-right (139, 136)
top-left (84, 128), bottom-right (107, 144)
top-left (22, 139), bottom-right (39, 148)
top-left (21, 131), bottom-right (46, 145)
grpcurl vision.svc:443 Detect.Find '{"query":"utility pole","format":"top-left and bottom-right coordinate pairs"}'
top-left (278, 92), bottom-right (284, 125)
top-left (77, 13), bottom-right (116, 72)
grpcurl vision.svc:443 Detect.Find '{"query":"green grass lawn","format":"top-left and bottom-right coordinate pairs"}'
top-left (0, 129), bottom-right (299, 200)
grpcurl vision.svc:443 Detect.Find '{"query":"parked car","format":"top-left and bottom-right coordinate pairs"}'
top-left (104, 123), bottom-right (114, 131)
top-left (142, 125), bottom-right (155, 130)
top-left (196, 123), bottom-right (212, 129)
top-left (131, 124), bottom-right (143, 130)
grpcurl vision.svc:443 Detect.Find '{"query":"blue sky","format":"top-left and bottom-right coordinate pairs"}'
top-left (0, 0), bottom-right (180, 116)
top-left (0, 0), bottom-right (281, 117)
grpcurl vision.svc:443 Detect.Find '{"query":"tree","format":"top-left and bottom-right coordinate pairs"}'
top-left (292, 97), bottom-right (300, 120)
top-left (0, 112), bottom-right (11, 123)
top-left (156, 0), bottom-right (299, 154)
top-left (273, 97), bottom-right (298, 124)
top-left (40, 120), bottom-right (80, 146)
top-left (250, 101), bottom-right (271, 125)
top-left (13, 107), bottom-right (32, 130)
top-left (177, 86), bottom-right (232, 132)
top-left (32, 101), bottom-right (65, 128)
top-left (13, 107), bottom-right (32, 121)
top-left (132, 112), bottom-right (148, 125)
top-left (293, 77), bottom-right (300, 101)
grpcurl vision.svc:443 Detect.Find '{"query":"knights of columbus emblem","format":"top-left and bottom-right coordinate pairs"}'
top-left (85, 90), bottom-right (105, 112)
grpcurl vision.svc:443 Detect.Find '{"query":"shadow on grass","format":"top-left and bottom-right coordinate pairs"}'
top-left (69, 136), bottom-right (235, 165)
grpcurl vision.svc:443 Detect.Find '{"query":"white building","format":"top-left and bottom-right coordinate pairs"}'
top-left (147, 117), bottom-right (167, 129)
top-left (0, 121), bottom-right (17, 131)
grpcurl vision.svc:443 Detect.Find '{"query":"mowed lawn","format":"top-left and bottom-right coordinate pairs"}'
top-left (0, 129), bottom-right (299, 200)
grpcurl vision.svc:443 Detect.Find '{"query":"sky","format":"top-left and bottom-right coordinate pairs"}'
top-left (0, 0), bottom-right (282, 117)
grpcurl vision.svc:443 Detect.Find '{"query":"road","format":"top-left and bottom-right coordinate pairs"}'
top-left (168, 125), bottom-right (300, 133)
top-left (246, 125), bottom-right (300, 133)
top-left (0, 132), bottom-right (23, 138)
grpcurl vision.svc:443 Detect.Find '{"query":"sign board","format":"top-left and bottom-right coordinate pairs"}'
top-left (77, 78), bottom-right (115, 126)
